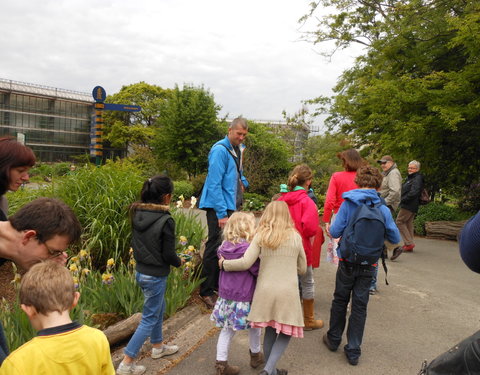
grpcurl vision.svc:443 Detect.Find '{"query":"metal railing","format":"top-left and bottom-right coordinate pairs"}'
top-left (0, 78), bottom-right (92, 102)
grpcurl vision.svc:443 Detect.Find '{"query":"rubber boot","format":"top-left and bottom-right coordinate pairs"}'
top-left (215, 360), bottom-right (240, 375)
top-left (303, 298), bottom-right (324, 330)
top-left (249, 349), bottom-right (265, 368)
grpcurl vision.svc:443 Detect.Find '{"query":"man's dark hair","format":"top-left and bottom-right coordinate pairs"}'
top-left (9, 198), bottom-right (82, 244)
top-left (355, 165), bottom-right (383, 189)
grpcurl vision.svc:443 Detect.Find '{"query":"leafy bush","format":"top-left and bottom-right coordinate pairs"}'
top-left (29, 162), bottom-right (71, 178)
top-left (55, 161), bottom-right (144, 267)
top-left (52, 162), bottom-right (71, 176)
top-left (173, 180), bottom-right (194, 201)
top-left (172, 209), bottom-right (206, 249)
top-left (414, 202), bottom-right (472, 236)
top-left (458, 180), bottom-right (480, 213)
top-left (242, 192), bottom-right (269, 212)
top-left (190, 173), bottom-right (206, 197)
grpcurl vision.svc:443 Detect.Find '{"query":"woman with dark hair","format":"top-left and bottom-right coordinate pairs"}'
top-left (323, 149), bottom-right (364, 264)
top-left (0, 137), bottom-right (36, 221)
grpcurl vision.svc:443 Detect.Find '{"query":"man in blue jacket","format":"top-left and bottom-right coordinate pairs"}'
top-left (199, 117), bottom-right (249, 308)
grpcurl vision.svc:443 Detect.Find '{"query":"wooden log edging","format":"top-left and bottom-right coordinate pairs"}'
top-left (425, 220), bottom-right (468, 241)
top-left (103, 312), bottom-right (142, 346)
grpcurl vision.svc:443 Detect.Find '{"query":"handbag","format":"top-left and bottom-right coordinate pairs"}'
top-left (420, 188), bottom-right (430, 205)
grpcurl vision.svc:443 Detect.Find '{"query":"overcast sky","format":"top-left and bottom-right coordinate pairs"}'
top-left (1, 0), bottom-right (360, 129)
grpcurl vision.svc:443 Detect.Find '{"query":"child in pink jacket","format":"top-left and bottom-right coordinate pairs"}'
top-left (278, 164), bottom-right (323, 330)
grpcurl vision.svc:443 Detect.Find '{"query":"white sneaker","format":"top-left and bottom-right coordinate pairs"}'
top-left (151, 344), bottom-right (179, 359)
top-left (116, 361), bottom-right (146, 375)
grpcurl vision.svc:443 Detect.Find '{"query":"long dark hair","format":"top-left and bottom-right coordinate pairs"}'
top-left (130, 175), bottom-right (174, 217)
top-left (0, 137), bottom-right (36, 196)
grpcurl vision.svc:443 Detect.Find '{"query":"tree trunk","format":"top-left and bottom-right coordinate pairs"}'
top-left (425, 220), bottom-right (468, 241)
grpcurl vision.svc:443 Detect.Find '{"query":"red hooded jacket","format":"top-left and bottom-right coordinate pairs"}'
top-left (278, 189), bottom-right (319, 266)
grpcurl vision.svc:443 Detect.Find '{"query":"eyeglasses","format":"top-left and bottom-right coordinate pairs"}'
top-left (47, 248), bottom-right (66, 258)
top-left (42, 241), bottom-right (67, 258)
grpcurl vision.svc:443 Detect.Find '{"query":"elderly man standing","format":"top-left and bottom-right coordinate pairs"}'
top-left (392, 160), bottom-right (424, 260)
top-left (198, 118), bottom-right (249, 309)
top-left (368, 156), bottom-right (402, 291)
top-left (377, 156), bottom-right (402, 215)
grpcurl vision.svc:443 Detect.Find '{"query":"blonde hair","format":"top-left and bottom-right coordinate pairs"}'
top-left (223, 212), bottom-right (256, 243)
top-left (20, 261), bottom-right (76, 315)
top-left (256, 201), bottom-right (295, 249)
top-left (287, 164), bottom-right (313, 191)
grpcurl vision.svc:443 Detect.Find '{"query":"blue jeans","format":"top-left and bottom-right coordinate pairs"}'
top-left (326, 261), bottom-right (375, 361)
top-left (124, 272), bottom-right (168, 358)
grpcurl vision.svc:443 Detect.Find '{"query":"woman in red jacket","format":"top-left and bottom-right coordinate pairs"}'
top-left (323, 149), bottom-right (364, 264)
top-left (278, 164), bottom-right (323, 330)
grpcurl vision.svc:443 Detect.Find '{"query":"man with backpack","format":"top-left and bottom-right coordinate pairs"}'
top-left (322, 165), bottom-right (400, 366)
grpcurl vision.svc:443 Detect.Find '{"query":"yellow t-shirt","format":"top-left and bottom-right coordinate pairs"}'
top-left (0, 324), bottom-right (114, 375)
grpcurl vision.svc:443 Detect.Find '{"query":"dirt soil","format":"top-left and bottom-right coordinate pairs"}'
top-left (0, 261), bottom-right (17, 304)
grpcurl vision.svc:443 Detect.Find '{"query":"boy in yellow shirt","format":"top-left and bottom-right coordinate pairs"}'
top-left (0, 261), bottom-right (114, 375)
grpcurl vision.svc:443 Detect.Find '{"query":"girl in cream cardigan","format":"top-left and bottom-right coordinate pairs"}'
top-left (220, 201), bottom-right (307, 375)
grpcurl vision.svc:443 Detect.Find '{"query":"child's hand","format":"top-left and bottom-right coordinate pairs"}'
top-left (180, 257), bottom-right (186, 265)
top-left (325, 223), bottom-right (332, 238)
top-left (218, 256), bottom-right (225, 269)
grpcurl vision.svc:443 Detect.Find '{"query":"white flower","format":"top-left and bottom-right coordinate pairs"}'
top-left (190, 196), bottom-right (197, 208)
top-left (176, 200), bottom-right (183, 208)
top-left (179, 194), bottom-right (185, 202)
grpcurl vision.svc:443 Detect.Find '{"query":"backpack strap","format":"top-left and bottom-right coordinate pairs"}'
top-left (381, 245), bottom-right (389, 285)
top-left (217, 143), bottom-right (240, 174)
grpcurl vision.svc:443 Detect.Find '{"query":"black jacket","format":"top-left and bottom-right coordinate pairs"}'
top-left (400, 172), bottom-right (424, 213)
top-left (131, 204), bottom-right (181, 277)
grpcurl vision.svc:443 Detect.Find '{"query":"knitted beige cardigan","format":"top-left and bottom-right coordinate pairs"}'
top-left (223, 230), bottom-right (307, 327)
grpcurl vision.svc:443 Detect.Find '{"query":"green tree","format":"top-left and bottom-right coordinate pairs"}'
top-left (303, 0), bottom-right (480, 195)
top-left (154, 84), bottom-right (223, 178)
top-left (243, 121), bottom-right (293, 196)
top-left (103, 82), bottom-right (171, 148)
top-left (303, 132), bottom-right (351, 193)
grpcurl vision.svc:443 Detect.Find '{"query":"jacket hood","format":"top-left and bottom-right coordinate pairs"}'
top-left (132, 203), bottom-right (170, 232)
top-left (342, 189), bottom-right (381, 205)
top-left (218, 240), bottom-right (250, 259)
top-left (280, 189), bottom-right (308, 206)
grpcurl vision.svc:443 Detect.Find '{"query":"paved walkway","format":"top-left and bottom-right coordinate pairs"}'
top-left (150, 235), bottom-right (478, 375)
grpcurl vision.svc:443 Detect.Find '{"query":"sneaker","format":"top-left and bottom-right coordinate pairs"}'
top-left (345, 354), bottom-right (359, 366)
top-left (390, 246), bottom-right (403, 261)
top-left (116, 361), bottom-right (146, 375)
top-left (322, 333), bottom-right (338, 352)
top-left (402, 244), bottom-right (415, 252)
top-left (151, 344), bottom-right (179, 359)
